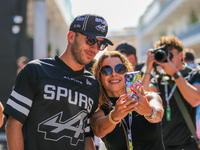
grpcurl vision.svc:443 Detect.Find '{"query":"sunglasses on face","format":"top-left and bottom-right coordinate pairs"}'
top-left (77, 32), bottom-right (108, 51)
top-left (100, 64), bottom-right (127, 76)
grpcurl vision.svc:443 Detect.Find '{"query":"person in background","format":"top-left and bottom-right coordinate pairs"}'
top-left (115, 41), bottom-right (144, 71)
top-left (183, 49), bottom-right (200, 142)
top-left (90, 51), bottom-right (164, 150)
top-left (196, 58), bottom-right (200, 66)
top-left (142, 35), bottom-right (200, 150)
top-left (3, 14), bottom-right (113, 150)
top-left (184, 48), bottom-right (200, 69)
top-left (16, 56), bottom-right (29, 75)
top-left (0, 101), bottom-right (4, 127)
top-left (184, 48), bottom-right (200, 140)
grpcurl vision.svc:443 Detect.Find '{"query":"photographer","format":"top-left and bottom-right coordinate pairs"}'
top-left (142, 35), bottom-right (200, 150)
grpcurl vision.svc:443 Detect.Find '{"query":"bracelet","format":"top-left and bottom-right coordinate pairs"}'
top-left (144, 71), bottom-right (151, 75)
top-left (108, 110), bottom-right (121, 124)
top-left (172, 70), bottom-right (179, 77)
top-left (144, 106), bottom-right (157, 120)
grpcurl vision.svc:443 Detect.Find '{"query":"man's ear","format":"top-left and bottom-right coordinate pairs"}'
top-left (179, 51), bottom-right (184, 62)
top-left (67, 31), bottom-right (75, 44)
top-left (179, 51), bottom-right (184, 59)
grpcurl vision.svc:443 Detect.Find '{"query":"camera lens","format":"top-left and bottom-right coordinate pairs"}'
top-left (154, 50), bottom-right (167, 62)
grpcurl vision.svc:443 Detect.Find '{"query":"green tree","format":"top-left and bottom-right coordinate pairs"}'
top-left (189, 9), bottom-right (198, 25)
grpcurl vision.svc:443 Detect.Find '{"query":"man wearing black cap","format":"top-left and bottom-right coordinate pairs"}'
top-left (184, 48), bottom-right (200, 70)
top-left (4, 14), bottom-right (113, 150)
top-left (115, 42), bottom-right (144, 71)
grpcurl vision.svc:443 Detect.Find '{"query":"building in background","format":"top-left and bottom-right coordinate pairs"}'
top-left (94, 28), bottom-right (138, 63)
top-left (27, 0), bottom-right (73, 58)
top-left (137, 0), bottom-right (200, 62)
top-left (107, 28), bottom-right (137, 52)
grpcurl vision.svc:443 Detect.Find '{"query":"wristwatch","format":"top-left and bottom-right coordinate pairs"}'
top-left (145, 106), bottom-right (157, 120)
top-left (173, 71), bottom-right (181, 79)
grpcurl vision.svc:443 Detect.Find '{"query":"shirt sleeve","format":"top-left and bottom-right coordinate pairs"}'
top-left (3, 65), bottom-right (34, 124)
top-left (190, 70), bottom-right (200, 85)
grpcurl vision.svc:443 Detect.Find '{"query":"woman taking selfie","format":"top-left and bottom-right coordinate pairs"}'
top-left (90, 51), bottom-right (164, 150)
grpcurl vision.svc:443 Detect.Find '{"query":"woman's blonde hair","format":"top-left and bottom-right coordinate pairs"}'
top-left (92, 51), bottom-right (133, 109)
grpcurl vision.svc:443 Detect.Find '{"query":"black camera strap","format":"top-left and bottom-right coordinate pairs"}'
top-left (154, 66), bottom-right (200, 148)
top-left (168, 81), bottom-right (200, 149)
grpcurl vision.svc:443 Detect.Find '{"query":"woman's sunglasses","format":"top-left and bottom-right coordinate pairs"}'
top-left (100, 64), bottom-right (127, 76)
top-left (76, 31), bottom-right (108, 51)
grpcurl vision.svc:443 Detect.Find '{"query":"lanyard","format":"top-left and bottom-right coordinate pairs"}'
top-left (121, 111), bottom-right (133, 150)
top-left (164, 80), bottom-right (177, 121)
top-left (110, 101), bottom-right (133, 150)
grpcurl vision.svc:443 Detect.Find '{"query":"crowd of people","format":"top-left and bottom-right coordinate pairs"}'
top-left (0, 13), bottom-right (200, 150)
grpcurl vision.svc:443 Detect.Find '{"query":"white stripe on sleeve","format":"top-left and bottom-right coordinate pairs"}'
top-left (7, 99), bottom-right (30, 116)
top-left (11, 90), bottom-right (33, 107)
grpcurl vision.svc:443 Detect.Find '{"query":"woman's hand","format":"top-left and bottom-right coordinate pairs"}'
top-left (132, 86), bottom-right (164, 123)
top-left (111, 94), bottom-right (138, 121)
top-left (90, 94), bottom-right (139, 138)
top-left (131, 86), bottom-right (152, 116)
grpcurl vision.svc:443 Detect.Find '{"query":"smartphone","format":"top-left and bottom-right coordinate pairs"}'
top-left (124, 71), bottom-right (142, 100)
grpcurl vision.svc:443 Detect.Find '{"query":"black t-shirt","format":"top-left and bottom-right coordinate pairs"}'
top-left (100, 97), bottom-right (164, 150)
top-left (135, 63), bottom-right (144, 71)
top-left (150, 66), bottom-right (200, 146)
top-left (4, 56), bottom-right (99, 150)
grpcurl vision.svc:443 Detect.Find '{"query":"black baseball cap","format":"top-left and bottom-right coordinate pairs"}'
top-left (70, 14), bottom-right (113, 46)
top-left (115, 42), bottom-right (136, 56)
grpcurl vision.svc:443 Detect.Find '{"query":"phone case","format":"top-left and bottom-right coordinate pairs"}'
top-left (125, 71), bottom-right (142, 100)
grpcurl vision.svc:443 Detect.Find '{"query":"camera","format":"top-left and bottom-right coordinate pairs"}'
top-left (152, 45), bottom-right (173, 62)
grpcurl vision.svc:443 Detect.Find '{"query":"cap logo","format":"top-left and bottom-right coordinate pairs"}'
top-left (76, 17), bottom-right (85, 21)
top-left (94, 17), bottom-right (107, 33)
top-left (95, 25), bottom-right (107, 33)
top-left (73, 24), bottom-right (81, 28)
top-left (95, 18), bottom-right (107, 26)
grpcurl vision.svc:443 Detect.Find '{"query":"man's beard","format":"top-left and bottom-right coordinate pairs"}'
top-left (71, 38), bottom-right (89, 65)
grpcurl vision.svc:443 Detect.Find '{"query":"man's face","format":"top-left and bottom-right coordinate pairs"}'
top-left (70, 32), bottom-right (103, 65)
top-left (169, 48), bottom-right (183, 67)
top-left (127, 54), bottom-right (137, 67)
